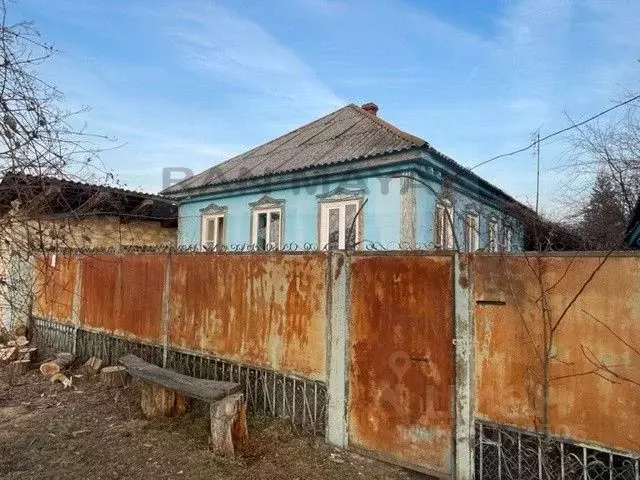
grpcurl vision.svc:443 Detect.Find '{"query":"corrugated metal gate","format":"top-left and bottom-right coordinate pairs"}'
top-left (348, 254), bottom-right (454, 477)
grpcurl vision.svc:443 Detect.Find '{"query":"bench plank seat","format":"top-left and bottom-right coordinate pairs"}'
top-left (119, 354), bottom-right (241, 403)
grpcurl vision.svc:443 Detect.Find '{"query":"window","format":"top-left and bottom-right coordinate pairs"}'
top-left (201, 214), bottom-right (225, 250)
top-left (199, 203), bottom-right (227, 251)
top-left (434, 202), bottom-right (454, 249)
top-left (252, 208), bottom-right (282, 250)
top-left (320, 200), bottom-right (361, 250)
top-left (488, 219), bottom-right (498, 252)
top-left (502, 226), bottom-right (513, 252)
top-left (249, 195), bottom-right (284, 250)
top-left (463, 214), bottom-right (479, 252)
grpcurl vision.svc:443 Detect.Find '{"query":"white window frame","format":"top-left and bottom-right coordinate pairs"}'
top-left (435, 201), bottom-right (454, 250)
top-left (488, 219), bottom-right (498, 253)
top-left (200, 213), bottom-right (226, 251)
top-left (502, 226), bottom-right (513, 252)
top-left (464, 213), bottom-right (479, 252)
top-left (319, 199), bottom-right (362, 250)
top-left (251, 207), bottom-right (283, 250)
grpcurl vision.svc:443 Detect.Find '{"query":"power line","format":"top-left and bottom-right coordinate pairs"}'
top-left (470, 93), bottom-right (640, 171)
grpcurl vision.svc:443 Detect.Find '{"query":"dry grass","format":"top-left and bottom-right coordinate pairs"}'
top-left (0, 366), bottom-right (424, 480)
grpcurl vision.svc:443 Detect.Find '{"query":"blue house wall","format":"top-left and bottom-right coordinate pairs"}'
top-left (178, 171), bottom-right (404, 247)
top-left (176, 156), bottom-right (524, 250)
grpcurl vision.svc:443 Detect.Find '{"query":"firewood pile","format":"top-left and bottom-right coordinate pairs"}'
top-left (0, 328), bottom-right (37, 382)
top-left (1, 326), bottom-right (126, 388)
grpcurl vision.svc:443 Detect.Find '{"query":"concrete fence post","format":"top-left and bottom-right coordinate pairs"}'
top-left (454, 253), bottom-right (475, 480)
top-left (325, 251), bottom-right (350, 448)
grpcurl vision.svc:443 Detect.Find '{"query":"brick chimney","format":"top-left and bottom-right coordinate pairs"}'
top-left (361, 102), bottom-right (379, 116)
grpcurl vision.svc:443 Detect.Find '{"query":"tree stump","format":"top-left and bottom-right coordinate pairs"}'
top-left (210, 393), bottom-right (247, 456)
top-left (100, 366), bottom-right (130, 387)
top-left (139, 382), bottom-right (187, 418)
top-left (39, 352), bottom-right (74, 376)
top-left (82, 356), bottom-right (103, 376)
top-left (9, 359), bottom-right (30, 377)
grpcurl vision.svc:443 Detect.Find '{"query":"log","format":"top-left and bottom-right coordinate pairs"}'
top-left (82, 356), bottom-right (103, 375)
top-left (100, 366), bottom-right (130, 388)
top-left (18, 347), bottom-right (37, 362)
top-left (139, 382), bottom-right (187, 418)
top-left (9, 359), bottom-right (30, 377)
top-left (210, 393), bottom-right (247, 456)
top-left (50, 372), bottom-right (73, 388)
top-left (39, 352), bottom-right (74, 376)
top-left (0, 346), bottom-right (17, 365)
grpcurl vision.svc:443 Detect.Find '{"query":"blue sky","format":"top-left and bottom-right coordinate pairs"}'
top-left (12, 0), bottom-right (640, 216)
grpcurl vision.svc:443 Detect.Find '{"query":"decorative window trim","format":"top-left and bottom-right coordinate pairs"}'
top-left (316, 186), bottom-right (365, 203)
top-left (250, 195), bottom-right (284, 250)
top-left (249, 194), bottom-right (285, 209)
top-left (199, 202), bottom-right (227, 215)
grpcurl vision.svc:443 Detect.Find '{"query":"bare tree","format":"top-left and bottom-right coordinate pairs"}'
top-left (559, 95), bottom-right (640, 242)
top-left (0, 1), bottom-right (110, 338)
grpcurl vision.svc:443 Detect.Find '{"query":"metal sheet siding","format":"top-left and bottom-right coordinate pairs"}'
top-left (474, 255), bottom-right (640, 453)
top-left (33, 255), bottom-right (77, 323)
top-left (80, 255), bottom-right (164, 343)
top-left (348, 254), bottom-right (454, 474)
top-left (168, 254), bottom-right (327, 381)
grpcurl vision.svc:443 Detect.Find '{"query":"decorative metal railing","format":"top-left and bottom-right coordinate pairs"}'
top-left (476, 421), bottom-right (639, 480)
top-left (32, 317), bottom-right (327, 435)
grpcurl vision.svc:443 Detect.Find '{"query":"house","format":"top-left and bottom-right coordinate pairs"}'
top-left (162, 102), bottom-right (527, 252)
top-left (0, 172), bottom-right (178, 251)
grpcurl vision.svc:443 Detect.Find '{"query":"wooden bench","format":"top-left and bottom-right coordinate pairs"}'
top-left (119, 354), bottom-right (247, 455)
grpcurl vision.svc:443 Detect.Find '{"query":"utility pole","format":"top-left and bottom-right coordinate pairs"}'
top-left (532, 129), bottom-right (541, 215)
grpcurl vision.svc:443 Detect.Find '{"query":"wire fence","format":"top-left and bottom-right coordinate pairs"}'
top-left (476, 421), bottom-right (640, 480)
top-left (32, 317), bottom-right (326, 435)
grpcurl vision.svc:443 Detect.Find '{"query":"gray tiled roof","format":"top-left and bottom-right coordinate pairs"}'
top-left (162, 103), bottom-right (427, 195)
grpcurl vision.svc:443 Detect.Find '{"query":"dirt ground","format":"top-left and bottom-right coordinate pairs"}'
top-left (0, 365), bottom-right (426, 480)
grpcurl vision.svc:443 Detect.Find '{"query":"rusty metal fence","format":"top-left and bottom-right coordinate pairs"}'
top-left (475, 421), bottom-right (640, 480)
top-left (32, 317), bottom-right (326, 435)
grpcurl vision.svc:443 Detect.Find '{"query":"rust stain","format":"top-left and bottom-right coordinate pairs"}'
top-left (168, 254), bottom-right (327, 381)
top-left (80, 254), bottom-right (164, 342)
top-left (33, 255), bottom-right (77, 323)
top-left (348, 255), bottom-right (454, 474)
top-left (474, 255), bottom-right (640, 453)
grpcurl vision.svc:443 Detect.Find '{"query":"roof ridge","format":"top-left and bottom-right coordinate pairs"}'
top-left (176, 105), bottom-right (354, 190)
top-left (347, 104), bottom-right (427, 148)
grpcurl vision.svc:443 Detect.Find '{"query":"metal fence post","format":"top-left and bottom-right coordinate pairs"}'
top-left (454, 253), bottom-right (475, 480)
